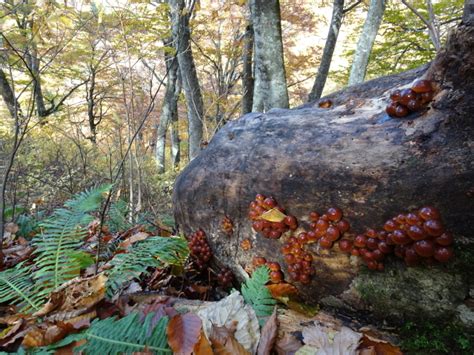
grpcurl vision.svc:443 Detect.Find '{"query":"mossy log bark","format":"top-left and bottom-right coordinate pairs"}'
top-left (173, 25), bottom-right (474, 324)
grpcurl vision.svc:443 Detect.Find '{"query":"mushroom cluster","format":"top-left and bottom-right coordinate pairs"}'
top-left (386, 79), bottom-right (434, 118)
top-left (248, 194), bottom-right (297, 239)
top-left (253, 256), bottom-right (284, 283)
top-left (188, 229), bottom-right (213, 269)
top-left (308, 207), bottom-right (351, 249)
top-left (217, 267), bottom-right (234, 286)
top-left (221, 216), bottom-right (233, 235)
top-left (337, 206), bottom-right (454, 269)
top-left (281, 234), bottom-right (315, 284)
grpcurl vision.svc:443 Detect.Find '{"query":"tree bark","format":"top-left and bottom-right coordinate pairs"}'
top-left (0, 69), bottom-right (20, 119)
top-left (156, 47), bottom-right (180, 173)
top-left (348, 0), bottom-right (386, 85)
top-left (170, 110), bottom-right (181, 169)
top-left (173, 23), bottom-right (474, 324)
top-left (250, 0), bottom-right (289, 111)
top-left (308, 0), bottom-right (345, 102)
top-left (169, 0), bottom-right (204, 161)
top-left (241, 23), bottom-right (254, 115)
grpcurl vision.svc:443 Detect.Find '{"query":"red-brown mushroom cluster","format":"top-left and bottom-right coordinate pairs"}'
top-left (188, 229), bottom-right (213, 269)
top-left (217, 267), bottom-right (234, 286)
top-left (252, 256), bottom-right (284, 284)
top-left (221, 216), bottom-right (233, 235)
top-left (337, 206), bottom-right (454, 269)
top-left (338, 229), bottom-right (389, 271)
top-left (308, 207), bottom-right (351, 249)
top-left (281, 234), bottom-right (315, 284)
top-left (248, 194), bottom-right (297, 239)
top-left (386, 79), bottom-right (434, 118)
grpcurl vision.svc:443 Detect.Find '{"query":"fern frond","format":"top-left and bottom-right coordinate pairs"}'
top-left (50, 312), bottom-right (171, 354)
top-left (241, 266), bottom-right (276, 318)
top-left (108, 199), bottom-right (131, 233)
top-left (32, 185), bottom-right (111, 299)
top-left (106, 236), bottom-right (189, 298)
top-left (0, 262), bottom-right (43, 313)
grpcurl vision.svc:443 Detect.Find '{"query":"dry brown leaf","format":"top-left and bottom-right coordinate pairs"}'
top-left (167, 313), bottom-right (202, 355)
top-left (0, 318), bottom-right (25, 347)
top-left (259, 208), bottom-right (287, 222)
top-left (267, 283), bottom-right (299, 298)
top-left (5, 223), bottom-right (19, 234)
top-left (210, 324), bottom-right (250, 355)
top-left (193, 330), bottom-right (213, 355)
top-left (358, 347), bottom-right (377, 355)
top-left (275, 334), bottom-right (302, 355)
top-left (358, 334), bottom-right (403, 355)
top-left (119, 232), bottom-right (150, 248)
top-left (34, 273), bottom-right (107, 321)
top-left (54, 339), bottom-right (87, 355)
top-left (257, 307), bottom-right (278, 355)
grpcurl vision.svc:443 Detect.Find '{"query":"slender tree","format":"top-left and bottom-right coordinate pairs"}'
top-left (156, 42), bottom-right (181, 173)
top-left (241, 23), bottom-right (254, 115)
top-left (250, 0), bottom-right (289, 111)
top-left (169, 0), bottom-right (204, 161)
top-left (308, 0), bottom-right (345, 102)
top-left (348, 0), bottom-right (386, 85)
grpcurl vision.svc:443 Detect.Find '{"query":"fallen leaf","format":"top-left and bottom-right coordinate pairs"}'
top-left (257, 307), bottom-right (278, 355)
top-left (267, 283), bottom-right (299, 298)
top-left (275, 334), bottom-right (302, 355)
top-left (197, 291), bottom-right (260, 354)
top-left (259, 208), bottom-right (287, 222)
top-left (210, 324), bottom-right (250, 355)
top-left (193, 330), bottom-right (213, 355)
top-left (302, 325), bottom-right (362, 355)
top-left (119, 232), bottom-right (150, 249)
top-left (302, 325), bottom-right (330, 349)
top-left (167, 313), bottom-right (202, 355)
top-left (0, 318), bottom-right (26, 347)
top-left (358, 334), bottom-right (403, 355)
top-left (34, 273), bottom-right (107, 321)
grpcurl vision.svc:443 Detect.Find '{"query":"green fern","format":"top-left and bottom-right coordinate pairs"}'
top-left (32, 184), bottom-right (112, 299)
top-left (0, 262), bottom-right (43, 312)
top-left (241, 266), bottom-right (276, 318)
top-left (50, 312), bottom-right (171, 354)
top-left (108, 199), bottom-right (131, 233)
top-left (106, 236), bottom-right (189, 298)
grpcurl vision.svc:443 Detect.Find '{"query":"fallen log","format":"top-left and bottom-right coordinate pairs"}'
top-left (173, 22), bottom-right (474, 328)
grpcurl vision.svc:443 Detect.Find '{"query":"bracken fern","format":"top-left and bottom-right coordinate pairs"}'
top-left (241, 266), bottom-right (276, 319)
top-left (51, 312), bottom-right (171, 354)
top-left (106, 236), bottom-right (189, 298)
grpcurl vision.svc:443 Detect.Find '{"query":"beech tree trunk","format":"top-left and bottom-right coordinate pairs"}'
top-left (348, 0), bottom-right (386, 85)
top-left (250, 0), bottom-right (289, 111)
top-left (156, 45), bottom-right (180, 173)
top-left (173, 21), bottom-right (474, 325)
top-left (169, 0), bottom-right (204, 161)
top-left (308, 0), bottom-right (345, 102)
top-left (241, 23), bottom-right (254, 115)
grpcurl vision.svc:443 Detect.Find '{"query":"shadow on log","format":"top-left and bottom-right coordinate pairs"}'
top-left (173, 24), bottom-right (474, 326)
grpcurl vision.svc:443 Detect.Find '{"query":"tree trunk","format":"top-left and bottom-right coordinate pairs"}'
top-left (170, 110), bottom-right (181, 169)
top-left (348, 0), bottom-right (386, 85)
top-left (308, 0), bottom-right (345, 102)
top-left (241, 23), bottom-right (254, 115)
top-left (156, 47), bottom-right (180, 173)
top-left (0, 69), bottom-right (20, 119)
top-left (250, 0), bottom-right (289, 111)
top-left (169, 0), bottom-right (204, 161)
top-left (173, 22), bottom-right (474, 327)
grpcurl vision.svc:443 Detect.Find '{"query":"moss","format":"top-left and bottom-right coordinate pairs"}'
top-left (400, 321), bottom-right (473, 354)
top-left (354, 261), bottom-right (467, 322)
